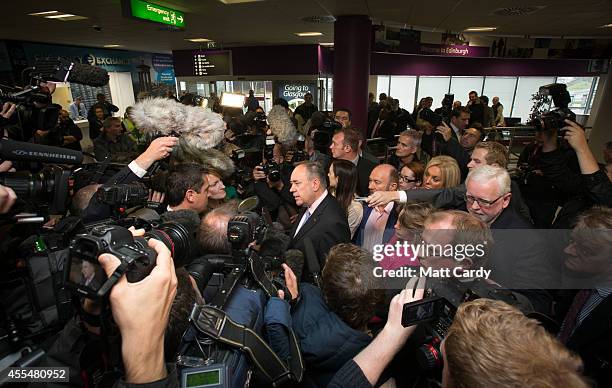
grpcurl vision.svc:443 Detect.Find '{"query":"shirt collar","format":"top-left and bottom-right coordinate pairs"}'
top-left (450, 122), bottom-right (462, 136)
top-left (308, 189), bottom-right (328, 215)
top-left (351, 155), bottom-right (359, 166)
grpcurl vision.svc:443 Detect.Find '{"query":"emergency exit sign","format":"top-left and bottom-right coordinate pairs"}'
top-left (124, 0), bottom-right (185, 28)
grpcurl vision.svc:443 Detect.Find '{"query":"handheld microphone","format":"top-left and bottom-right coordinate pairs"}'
top-left (0, 138), bottom-right (83, 164)
top-left (33, 59), bottom-right (109, 87)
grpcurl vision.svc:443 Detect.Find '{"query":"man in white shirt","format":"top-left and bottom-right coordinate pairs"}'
top-left (353, 164), bottom-right (399, 253)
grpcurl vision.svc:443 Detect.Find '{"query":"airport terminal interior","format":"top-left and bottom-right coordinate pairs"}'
top-left (0, 1), bottom-right (611, 387)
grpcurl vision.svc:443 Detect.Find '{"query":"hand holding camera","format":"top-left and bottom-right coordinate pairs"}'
top-left (134, 136), bottom-right (179, 170)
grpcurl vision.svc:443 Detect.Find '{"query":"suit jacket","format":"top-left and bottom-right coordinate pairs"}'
top-left (565, 293), bottom-right (612, 387)
top-left (352, 203), bottom-right (398, 248)
top-left (356, 156), bottom-right (378, 197)
top-left (288, 193), bottom-right (351, 275)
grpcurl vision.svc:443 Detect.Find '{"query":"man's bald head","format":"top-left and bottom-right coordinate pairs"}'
top-left (368, 164), bottom-right (398, 194)
top-left (70, 184), bottom-right (102, 216)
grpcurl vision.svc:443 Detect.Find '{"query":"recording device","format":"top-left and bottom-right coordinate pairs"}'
top-left (0, 138), bottom-right (84, 164)
top-left (435, 94), bottom-right (454, 124)
top-left (252, 111), bottom-right (268, 131)
top-left (29, 58), bottom-right (110, 87)
top-left (0, 165), bottom-right (73, 214)
top-left (401, 279), bottom-right (535, 372)
top-left (308, 112), bottom-right (341, 151)
top-left (260, 136), bottom-right (281, 182)
top-left (66, 219), bottom-right (197, 298)
top-left (420, 108), bottom-right (443, 127)
top-left (292, 134), bottom-right (307, 163)
top-left (96, 182), bottom-right (149, 209)
top-left (531, 83), bottom-right (576, 132)
top-left (177, 210), bottom-right (304, 387)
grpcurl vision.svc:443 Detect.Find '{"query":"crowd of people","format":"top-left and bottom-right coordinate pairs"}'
top-left (0, 82), bottom-right (611, 388)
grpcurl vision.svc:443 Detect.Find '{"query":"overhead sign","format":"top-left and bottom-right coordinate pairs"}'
top-left (172, 50), bottom-right (232, 77)
top-left (123, 0), bottom-right (185, 27)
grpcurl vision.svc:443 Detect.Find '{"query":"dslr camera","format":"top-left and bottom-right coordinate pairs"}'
top-left (531, 83), bottom-right (576, 132)
top-left (259, 136), bottom-right (281, 183)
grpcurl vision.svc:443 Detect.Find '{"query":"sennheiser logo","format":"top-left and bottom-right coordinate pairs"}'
top-left (12, 150), bottom-right (76, 161)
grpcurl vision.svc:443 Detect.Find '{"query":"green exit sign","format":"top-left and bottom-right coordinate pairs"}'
top-left (124, 0), bottom-right (185, 27)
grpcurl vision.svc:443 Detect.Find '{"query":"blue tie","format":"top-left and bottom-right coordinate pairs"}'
top-left (295, 210), bottom-right (311, 236)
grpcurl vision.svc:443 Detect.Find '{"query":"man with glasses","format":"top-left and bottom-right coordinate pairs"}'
top-left (465, 165), bottom-right (554, 312)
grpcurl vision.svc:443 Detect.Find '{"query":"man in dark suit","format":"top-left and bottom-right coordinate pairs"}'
top-left (353, 164), bottom-right (399, 252)
top-left (557, 206), bottom-right (612, 387)
top-left (329, 127), bottom-right (377, 197)
top-left (465, 165), bottom-right (555, 313)
top-left (288, 162), bottom-right (351, 274)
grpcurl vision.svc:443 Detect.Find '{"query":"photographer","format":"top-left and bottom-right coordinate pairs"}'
top-left (328, 297), bottom-right (588, 388)
top-left (57, 109), bottom-right (84, 151)
top-left (93, 117), bottom-right (138, 163)
top-left (252, 142), bottom-right (298, 230)
top-left (82, 136), bottom-right (178, 223)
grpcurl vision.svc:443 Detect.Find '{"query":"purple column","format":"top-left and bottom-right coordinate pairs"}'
top-left (333, 15), bottom-right (371, 135)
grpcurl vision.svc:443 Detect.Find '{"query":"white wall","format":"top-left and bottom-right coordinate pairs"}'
top-left (108, 72), bottom-right (136, 118)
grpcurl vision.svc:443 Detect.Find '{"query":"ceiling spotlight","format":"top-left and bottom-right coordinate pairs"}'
top-left (186, 38), bottom-right (213, 42)
top-left (28, 11), bottom-right (59, 16)
top-left (104, 44), bottom-right (122, 48)
top-left (599, 23), bottom-right (612, 28)
top-left (319, 42), bottom-right (334, 46)
top-left (464, 26), bottom-right (498, 32)
top-left (295, 32), bottom-right (324, 37)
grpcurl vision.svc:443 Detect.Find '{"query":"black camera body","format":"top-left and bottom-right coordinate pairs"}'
top-left (531, 83), bottom-right (576, 132)
top-left (67, 225), bottom-right (157, 298)
top-left (96, 182), bottom-right (149, 209)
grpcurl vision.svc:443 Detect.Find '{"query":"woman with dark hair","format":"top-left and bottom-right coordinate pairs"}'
top-left (399, 161), bottom-right (425, 190)
top-left (328, 159), bottom-right (363, 238)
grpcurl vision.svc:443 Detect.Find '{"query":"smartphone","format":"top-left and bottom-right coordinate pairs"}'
top-left (355, 197), bottom-right (368, 202)
top-left (402, 297), bottom-right (449, 327)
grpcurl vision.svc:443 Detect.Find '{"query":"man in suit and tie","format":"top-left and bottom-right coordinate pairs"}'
top-left (288, 162), bottom-right (351, 272)
top-left (557, 206), bottom-right (612, 387)
top-left (329, 127), bottom-right (378, 197)
top-left (353, 164), bottom-right (399, 253)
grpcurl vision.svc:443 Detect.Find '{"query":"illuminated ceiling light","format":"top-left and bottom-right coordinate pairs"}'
top-left (45, 14), bottom-right (76, 19)
top-left (319, 42), bottom-right (334, 46)
top-left (218, 0), bottom-right (265, 4)
top-left (599, 23), bottom-right (612, 28)
top-left (295, 32), bottom-right (324, 37)
top-left (464, 26), bottom-right (498, 32)
top-left (104, 44), bottom-right (122, 48)
top-left (186, 38), bottom-right (213, 42)
top-left (28, 11), bottom-right (59, 16)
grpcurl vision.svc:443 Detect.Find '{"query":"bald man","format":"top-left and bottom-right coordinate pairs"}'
top-left (353, 164), bottom-right (399, 253)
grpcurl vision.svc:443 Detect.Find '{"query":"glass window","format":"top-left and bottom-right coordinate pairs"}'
top-left (326, 77), bottom-right (333, 111)
top-left (377, 76), bottom-right (390, 99)
top-left (390, 76), bottom-right (417, 111)
top-left (416, 76), bottom-right (450, 109)
top-left (450, 76), bottom-right (484, 106)
top-left (511, 77), bottom-right (555, 123)
top-left (482, 77), bottom-right (517, 117)
top-left (556, 76), bottom-right (594, 115)
top-left (586, 77), bottom-right (599, 115)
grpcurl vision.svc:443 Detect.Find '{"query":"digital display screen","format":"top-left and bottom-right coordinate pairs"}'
top-left (185, 369), bottom-right (220, 387)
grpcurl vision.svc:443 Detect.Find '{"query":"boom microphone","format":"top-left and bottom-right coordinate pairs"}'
top-left (267, 105), bottom-right (297, 145)
top-left (0, 138), bottom-right (83, 164)
top-left (33, 59), bottom-right (109, 87)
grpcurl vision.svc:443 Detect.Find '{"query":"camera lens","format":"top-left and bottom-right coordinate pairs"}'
top-left (146, 221), bottom-right (195, 267)
top-left (417, 337), bottom-right (444, 371)
top-left (0, 171), bottom-right (53, 200)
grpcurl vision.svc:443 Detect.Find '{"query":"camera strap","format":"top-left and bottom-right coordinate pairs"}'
top-left (190, 305), bottom-right (304, 386)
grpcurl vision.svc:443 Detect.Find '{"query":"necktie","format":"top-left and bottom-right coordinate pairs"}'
top-left (295, 210), bottom-right (311, 237)
top-left (558, 289), bottom-right (593, 344)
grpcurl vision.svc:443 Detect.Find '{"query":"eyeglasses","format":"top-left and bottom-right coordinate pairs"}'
top-left (399, 175), bottom-right (418, 183)
top-left (465, 194), bottom-right (505, 208)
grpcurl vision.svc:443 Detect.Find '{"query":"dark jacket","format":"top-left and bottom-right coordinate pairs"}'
top-left (88, 117), bottom-right (104, 140)
top-left (292, 284), bottom-right (372, 387)
top-left (94, 133), bottom-right (137, 163)
top-left (58, 118), bottom-right (84, 151)
top-left (356, 156), bottom-right (378, 197)
top-left (288, 193), bottom-right (351, 274)
top-left (468, 102), bottom-right (484, 125)
top-left (353, 203), bottom-right (398, 247)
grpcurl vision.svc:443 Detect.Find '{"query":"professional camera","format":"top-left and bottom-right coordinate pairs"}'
top-left (531, 83), bottom-right (576, 132)
top-left (434, 93), bottom-right (454, 123)
top-left (308, 112), bottom-right (341, 151)
top-left (252, 111), bottom-right (268, 131)
top-left (96, 182), bottom-right (149, 209)
top-left (66, 219), bottom-right (197, 299)
top-left (292, 134), bottom-right (307, 163)
top-left (177, 211), bottom-right (303, 387)
top-left (419, 108), bottom-right (444, 127)
top-left (401, 279), bottom-right (535, 373)
top-left (0, 165), bottom-right (73, 214)
top-left (260, 135), bottom-right (282, 183)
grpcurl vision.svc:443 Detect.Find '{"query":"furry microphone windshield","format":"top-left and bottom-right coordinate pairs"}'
top-left (267, 105), bottom-right (297, 145)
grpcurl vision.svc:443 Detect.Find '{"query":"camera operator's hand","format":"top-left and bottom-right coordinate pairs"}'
top-left (0, 184), bottom-right (17, 214)
top-left (435, 122), bottom-right (452, 142)
top-left (0, 161), bottom-right (15, 173)
top-left (280, 264), bottom-right (298, 300)
top-left (562, 119), bottom-right (599, 175)
top-left (135, 136), bottom-right (179, 171)
top-left (98, 239), bottom-right (177, 384)
top-left (1, 102), bottom-right (16, 119)
top-left (350, 277), bottom-right (425, 386)
top-left (367, 191), bottom-right (400, 208)
top-left (253, 165), bottom-right (267, 181)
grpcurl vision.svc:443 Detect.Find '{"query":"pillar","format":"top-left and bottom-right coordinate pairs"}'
top-left (333, 15), bottom-right (371, 135)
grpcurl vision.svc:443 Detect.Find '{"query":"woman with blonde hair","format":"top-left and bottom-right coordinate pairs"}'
top-left (423, 155), bottom-right (461, 189)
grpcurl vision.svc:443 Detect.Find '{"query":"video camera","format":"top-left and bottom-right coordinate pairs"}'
top-left (308, 112), bottom-right (341, 152)
top-left (177, 210), bottom-right (303, 387)
top-left (531, 83), bottom-right (576, 132)
top-left (401, 279), bottom-right (535, 373)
